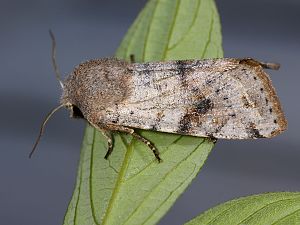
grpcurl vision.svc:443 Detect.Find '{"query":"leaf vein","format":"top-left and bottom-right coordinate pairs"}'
top-left (123, 5), bottom-right (147, 59)
top-left (200, 8), bottom-right (214, 59)
top-left (89, 129), bottom-right (100, 225)
top-left (204, 196), bottom-right (291, 225)
top-left (73, 155), bottom-right (83, 225)
top-left (124, 135), bottom-right (186, 182)
top-left (142, 162), bottom-right (198, 225)
top-left (142, 0), bottom-right (160, 61)
top-left (167, 0), bottom-right (202, 51)
top-left (272, 207), bottom-right (300, 225)
top-left (236, 197), bottom-right (300, 225)
top-left (161, 0), bottom-right (181, 60)
top-left (101, 134), bottom-right (135, 225)
top-left (123, 140), bottom-right (205, 224)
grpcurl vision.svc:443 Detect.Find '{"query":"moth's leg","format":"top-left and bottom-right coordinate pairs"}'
top-left (131, 131), bottom-right (162, 163)
top-left (208, 137), bottom-right (218, 144)
top-left (130, 54), bottom-right (136, 63)
top-left (107, 125), bottom-right (162, 162)
top-left (100, 129), bottom-right (114, 160)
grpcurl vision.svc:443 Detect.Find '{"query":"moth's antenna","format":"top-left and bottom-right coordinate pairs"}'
top-left (49, 30), bottom-right (64, 89)
top-left (29, 104), bottom-right (65, 158)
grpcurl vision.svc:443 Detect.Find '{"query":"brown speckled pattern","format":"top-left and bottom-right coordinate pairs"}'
top-left (61, 57), bottom-right (287, 139)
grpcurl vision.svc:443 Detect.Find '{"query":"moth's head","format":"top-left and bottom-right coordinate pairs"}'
top-left (59, 59), bottom-right (118, 119)
top-left (58, 59), bottom-right (110, 121)
top-left (30, 31), bottom-right (131, 158)
top-left (63, 102), bottom-right (84, 119)
top-left (60, 58), bottom-right (131, 121)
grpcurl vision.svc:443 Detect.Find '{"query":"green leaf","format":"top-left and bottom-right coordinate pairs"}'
top-left (64, 0), bottom-right (223, 224)
top-left (116, 0), bottom-right (223, 61)
top-left (185, 192), bottom-right (300, 225)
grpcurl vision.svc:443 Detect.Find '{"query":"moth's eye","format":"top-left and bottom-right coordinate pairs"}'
top-left (72, 105), bottom-right (84, 118)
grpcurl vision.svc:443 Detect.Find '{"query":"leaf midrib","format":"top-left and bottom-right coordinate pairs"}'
top-left (123, 139), bottom-right (206, 225)
top-left (101, 136), bottom-right (134, 225)
top-left (140, 140), bottom-right (207, 225)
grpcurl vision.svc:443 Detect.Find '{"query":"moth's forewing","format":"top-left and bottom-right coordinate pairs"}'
top-left (103, 58), bottom-right (287, 139)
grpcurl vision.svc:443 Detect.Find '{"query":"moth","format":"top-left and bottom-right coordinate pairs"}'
top-left (31, 32), bottom-right (287, 162)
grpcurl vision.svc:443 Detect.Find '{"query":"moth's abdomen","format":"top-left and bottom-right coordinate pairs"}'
top-left (104, 58), bottom-right (287, 139)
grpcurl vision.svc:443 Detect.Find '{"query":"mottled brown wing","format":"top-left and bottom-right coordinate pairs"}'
top-left (103, 58), bottom-right (287, 139)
